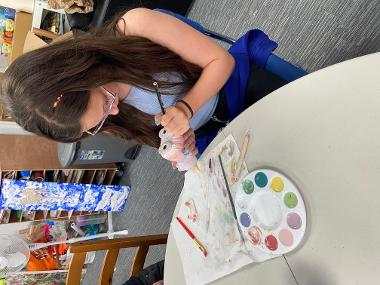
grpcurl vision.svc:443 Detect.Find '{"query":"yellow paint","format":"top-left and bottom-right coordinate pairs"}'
top-left (271, 176), bottom-right (285, 192)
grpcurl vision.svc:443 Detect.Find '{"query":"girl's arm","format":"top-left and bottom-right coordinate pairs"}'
top-left (119, 8), bottom-right (235, 134)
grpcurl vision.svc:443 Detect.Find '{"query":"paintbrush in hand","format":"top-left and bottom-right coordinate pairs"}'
top-left (153, 81), bottom-right (166, 114)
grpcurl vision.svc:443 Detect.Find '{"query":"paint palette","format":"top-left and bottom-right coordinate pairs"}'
top-left (234, 169), bottom-right (306, 255)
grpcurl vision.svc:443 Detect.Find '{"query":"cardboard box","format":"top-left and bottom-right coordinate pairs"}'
top-left (22, 30), bottom-right (47, 53)
top-left (23, 30), bottom-right (74, 54)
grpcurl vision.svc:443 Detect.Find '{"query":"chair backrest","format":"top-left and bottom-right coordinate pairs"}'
top-left (66, 234), bottom-right (168, 285)
top-left (155, 8), bottom-right (307, 82)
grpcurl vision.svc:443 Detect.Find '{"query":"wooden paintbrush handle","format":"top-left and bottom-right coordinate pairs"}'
top-left (232, 132), bottom-right (251, 183)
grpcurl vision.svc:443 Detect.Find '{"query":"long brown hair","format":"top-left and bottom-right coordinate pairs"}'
top-left (0, 11), bottom-right (201, 147)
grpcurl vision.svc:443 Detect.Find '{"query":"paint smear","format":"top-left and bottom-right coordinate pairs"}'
top-left (247, 225), bottom-right (262, 245)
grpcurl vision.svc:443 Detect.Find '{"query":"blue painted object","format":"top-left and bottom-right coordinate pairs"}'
top-left (20, 170), bottom-right (31, 179)
top-left (0, 179), bottom-right (131, 211)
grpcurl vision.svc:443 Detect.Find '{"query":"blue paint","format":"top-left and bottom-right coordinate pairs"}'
top-left (0, 179), bottom-right (131, 212)
top-left (255, 172), bottom-right (268, 188)
top-left (240, 212), bottom-right (251, 227)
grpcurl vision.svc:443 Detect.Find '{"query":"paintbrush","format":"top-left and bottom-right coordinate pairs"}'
top-left (176, 216), bottom-right (207, 257)
top-left (153, 81), bottom-right (166, 114)
top-left (218, 155), bottom-right (246, 242)
top-left (29, 229), bottom-right (129, 251)
top-left (232, 132), bottom-right (251, 183)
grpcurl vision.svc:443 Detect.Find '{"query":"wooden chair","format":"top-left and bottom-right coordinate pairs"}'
top-left (67, 234), bottom-right (168, 285)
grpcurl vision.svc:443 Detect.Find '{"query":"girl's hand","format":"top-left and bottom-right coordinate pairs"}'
top-left (155, 104), bottom-right (191, 136)
top-left (170, 128), bottom-right (197, 170)
top-left (183, 128), bottom-right (198, 156)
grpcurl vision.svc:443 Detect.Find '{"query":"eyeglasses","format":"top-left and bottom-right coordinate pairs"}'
top-left (86, 86), bottom-right (118, 136)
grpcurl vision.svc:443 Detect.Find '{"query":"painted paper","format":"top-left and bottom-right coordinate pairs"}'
top-left (0, 179), bottom-right (131, 212)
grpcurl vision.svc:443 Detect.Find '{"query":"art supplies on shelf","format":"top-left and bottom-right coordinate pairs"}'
top-left (75, 214), bottom-right (107, 227)
top-left (13, 214), bottom-right (111, 279)
top-left (28, 229), bottom-right (129, 251)
top-left (172, 134), bottom-right (307, 285)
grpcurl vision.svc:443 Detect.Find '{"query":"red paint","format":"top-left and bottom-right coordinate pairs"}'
top-left (265, 235), bottom-right (278, 251)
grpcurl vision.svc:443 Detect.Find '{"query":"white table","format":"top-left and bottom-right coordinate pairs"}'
top-left (165, 52), bottom-right (380, 285)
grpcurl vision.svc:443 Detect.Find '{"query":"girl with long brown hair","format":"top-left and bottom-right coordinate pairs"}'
top-left (0, 8), bottom-right (235, 155)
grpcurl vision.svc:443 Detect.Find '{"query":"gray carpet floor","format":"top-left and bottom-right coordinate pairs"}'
top-left (83, 1), bottom-right (379, 284)
top-left (188, 0), bottom-right (380, 72)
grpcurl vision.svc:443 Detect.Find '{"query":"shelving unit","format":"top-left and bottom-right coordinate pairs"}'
top-left (0, 164), bottom-right (118, 224)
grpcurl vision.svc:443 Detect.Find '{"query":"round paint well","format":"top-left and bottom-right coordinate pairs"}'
top-left (287, 212), bottom-right (302, 229)
top-left (265, 235), bottom-right (278, 251)
top-left (247, 226), bottom-right (262, 245)
top-left (253, 191), bottom-right (282, 229)
top-left (254, 172), bottom-right (268, 188)
top-left (242, 179), bottom-right (254, 194)
top-left (236, 196), bottom-right (247, 209)
top-left (279, 229), bottom-right (294, 246)
top-left (271, 176), bottom-right (285, 192)
top-left (240, 212), bottom-right (251, 227)
top-left (284, 192), bottom-right (298, 208)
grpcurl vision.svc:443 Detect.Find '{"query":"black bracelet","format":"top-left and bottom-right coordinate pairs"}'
top-left (177, 99), bottom-right (194, 118)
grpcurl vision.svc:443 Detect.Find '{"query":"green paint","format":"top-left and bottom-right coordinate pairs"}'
top-left (255, 172), bottom-right (268, 188)
top-left (284, 192), bottom-right (298, 208)
top-left (242, 179), bottom-right (254, 194)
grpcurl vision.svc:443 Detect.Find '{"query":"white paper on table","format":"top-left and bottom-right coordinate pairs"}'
top-left (172, 135), bottom-right (273, 285)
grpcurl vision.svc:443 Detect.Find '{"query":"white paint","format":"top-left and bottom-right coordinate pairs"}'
top-left (252, 191), bottom-right (282, 229)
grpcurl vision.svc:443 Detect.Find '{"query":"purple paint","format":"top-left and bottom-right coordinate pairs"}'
top-left (240, 212), bottom-right (251, 227)
top-left (287, 212), bottom-right (302, 229)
